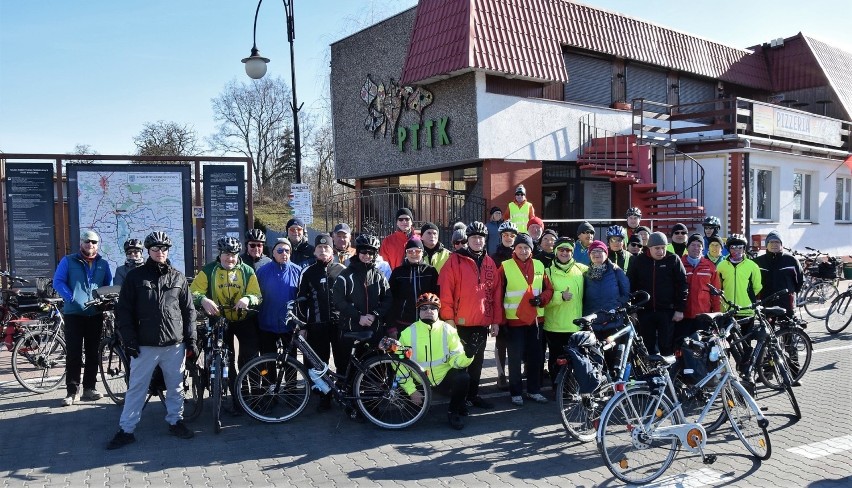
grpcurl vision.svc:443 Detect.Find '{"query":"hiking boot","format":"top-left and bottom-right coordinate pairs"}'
top-left (168, 421), bottom-right (194, 439)
top-left (526, 392), bottom-right (549, 404)
top-left (466, 396), bottom-right (494, 410)
top-left (511, 395), bottom-right (524, 406)
top-left (81, 388), bottom-right (103, 401)
top-left (106, 430), bottom-right (136, 450)
top-left (61, 394), bottom-right (77, 407)
top-left (447, 411), bottom-right (465, 430)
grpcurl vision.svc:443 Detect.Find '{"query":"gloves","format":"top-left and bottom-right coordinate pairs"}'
top-left (125, 345), bottom-right (139, 359)
top-left (529, 296), bottom-right (543, 307)
top-left (185, 342), bottom-right (199, 367)
top-left (463, 342), bottom-right (478, 358)
top-left (463, 332), bottom-right (485, 358)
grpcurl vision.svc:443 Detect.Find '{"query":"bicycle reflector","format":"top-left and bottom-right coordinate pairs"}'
top-left (556, 357), bottom-right (568, 366)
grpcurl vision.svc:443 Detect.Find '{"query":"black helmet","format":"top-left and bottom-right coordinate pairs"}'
top-left (123, 238), bottom-right (144, 252)
top-left (245, 228), bottom-right (266, 242)
top-left (466, 221), bottom-right (488, 237)
top-left (354, 234), bottom-right (380, 252)
top-left (144, 231), bottom-right (172, 249)
top-left (217, 236), bottom-right (242, 254)
top-left (726, 233), bottom-right (747, 248)
top-left (702, 216), bottom-right (721, 228)
top-left (497, 221), bottom-right (518, 235)
top-left (626, 207), bottom-right (642, 218)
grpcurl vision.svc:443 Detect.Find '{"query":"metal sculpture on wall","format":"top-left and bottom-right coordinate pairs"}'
top-left (360, 74), bottom-right (433, 143)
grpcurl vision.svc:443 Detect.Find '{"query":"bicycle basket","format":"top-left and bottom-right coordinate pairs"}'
top-left (677, 331), bottom-right (717, 385)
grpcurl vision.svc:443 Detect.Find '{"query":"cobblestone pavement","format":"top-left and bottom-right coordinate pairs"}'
top-left (1, 312), bottom-right (851, 487)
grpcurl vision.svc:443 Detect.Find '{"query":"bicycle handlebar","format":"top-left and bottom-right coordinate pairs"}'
top-left (707, 284), bottom-right (789, 313)
top-left (0, 270), bottom-right (30, 285)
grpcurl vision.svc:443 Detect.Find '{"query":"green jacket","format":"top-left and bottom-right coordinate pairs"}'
top-left (398, 319), bottom-right (472, 393)
top-left (716, 258), bottom-right (762, 316)
top-left (544, 260), bottom-right (588, 332)
top-left (190, 260), bottom-right (262, 322)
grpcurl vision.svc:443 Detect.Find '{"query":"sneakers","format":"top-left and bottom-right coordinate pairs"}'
top-left (81, 388), bottom-right (103, 401)
top-left (447, 411), bottom-right (465, 430)
top-left (106, 430), bottom-right (136, 450)
top-left (168, 421), bottom-right (194, 439)
top-left (466, 396), bottom-right (494, 410)
top-left (61, 394), bottom-right (78, 406)
top-left (511, 395), bottom-right (524, 406)
top-left (497, 375), bottom-right (509, 391)
top-left (525, 392), bottom-right (549, 404)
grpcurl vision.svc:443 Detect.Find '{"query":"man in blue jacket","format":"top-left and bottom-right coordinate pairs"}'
top-left (255, 237), bottom-right (303, 355)
top-left (53, 229), bottom-right (113, 406)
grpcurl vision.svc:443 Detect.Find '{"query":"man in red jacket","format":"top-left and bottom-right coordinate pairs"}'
top-left (439, 222), bottom-right (503, 411)
top-left (679, 234), bottom-right (721, 342)
top-left (379, 207), bottom-right (415, 270)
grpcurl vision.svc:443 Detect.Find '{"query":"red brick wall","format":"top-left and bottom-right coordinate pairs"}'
top-left (482, 159), bottom-right (543, 220)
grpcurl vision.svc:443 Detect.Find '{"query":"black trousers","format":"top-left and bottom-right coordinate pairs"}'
top-left (226, 318), bottom-right (260, 370)
top-left (637, 310), bottom-right (676, 356)
top-left (544, 330), bottom-right (573, 386)
top-left (305, 322), bottom-right (339, 367)
top-left (436, 368), bottom-right (470, 414)
top-left (457, 326), bottom-right (488, 400)
top-left (64, 313), bottom-right (103, 395)
top-left (507, 324), bottom-right (543, 396)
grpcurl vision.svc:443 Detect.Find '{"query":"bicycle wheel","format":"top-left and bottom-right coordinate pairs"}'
top-left (98, 338), bottom-right (129, 405)
top-left (803, 281), bottom-right (839, 319)
top-left (235, 354), bottom-right (310, 423)
top-left (723, 382), bottom-right (771, 459)
top-left (211, 352), bottom-right (224, 433)
top-left (556, 365), bottom-right (608, 442)
top-left (757, 328), bottom-right (811, 388)
top-left (12, 328), bottom-right (67, 393)
top-left (760, 345), bottom-right (802, 419)
top-left (825, 293), bottom-right (852, 334)
top-left (182, 352), bottom-right (205, 422)
top-left (597, 388), bottom-right (679, 484)
top-left (354, 355), bottom-right (431, 429)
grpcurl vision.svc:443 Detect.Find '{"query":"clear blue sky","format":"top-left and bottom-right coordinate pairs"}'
top-left (1, 1), bottom-right (850, 159)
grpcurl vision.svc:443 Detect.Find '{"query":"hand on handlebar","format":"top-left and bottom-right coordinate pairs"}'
top-left (201, 297), bottom-right (219, 316)
top-left (409, 390), bottom-right (424, 406)
top-left (234, 297), bottom-right (251, 311)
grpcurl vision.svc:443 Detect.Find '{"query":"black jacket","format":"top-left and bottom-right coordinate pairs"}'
top-left (493, 244), bottom-right (514, 266)
top-left (290, 239), bottom-right (316, 269)
top-left (387, 260), bottom-right (439, 328)
top-left (626, 251), bottom-right (688, 312)
top-left (754, 251), bottom-right (803, 311)
top-left (117, 258), bottom-right (197, 348)
top-left (298, 258), bottom-right (346, 325)
top-left (332, 259), bottom-right (393, 332)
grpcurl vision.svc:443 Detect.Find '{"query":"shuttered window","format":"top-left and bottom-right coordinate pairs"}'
top-left (626, 64), bottom-right (667, 109)
top-left (563, 53), bottom-right (612, 106)
top-left (679, 77), bottom-right (716, 113)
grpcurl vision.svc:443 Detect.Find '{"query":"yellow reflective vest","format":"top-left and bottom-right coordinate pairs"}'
top-left (502, 258), bottom-right (545, 320)
top-left (508, 201), bottom-right (532, 233)
top-left (398, 319), bottom-right (472, 392)
top-left (544, 260), bottom-right (588, 332)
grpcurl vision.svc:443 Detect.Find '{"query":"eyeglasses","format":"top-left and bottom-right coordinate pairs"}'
top-left (83, 240), bottom-right (98, 244)
top-left (582, 231), bottom-right (595, 236)
top-left (149, 245), bottom-right (169, 253)
top-left (589, 250), bottom-right (607, 255)
top-left (729, 245), bottom-right (745, 250)
top-left (248, 243), bottom-right (264, 248)
top-left (453, 240), bottom-right (466, 245)
top-left (419, 305), bottom-right (438, 311)
top-left (405, 248), bottom-right (423, 253)
top-left (673, 231), bottom-right (688, 235)
top-left (275, 247), bottom-right (291, 254)
top-left (358, 250), bottom-right (376, 256)
top-left (397, 217), bottom-right (411, 221)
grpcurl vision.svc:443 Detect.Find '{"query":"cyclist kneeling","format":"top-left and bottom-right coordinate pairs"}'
top-left (399, 293), bottom-right (481, 430)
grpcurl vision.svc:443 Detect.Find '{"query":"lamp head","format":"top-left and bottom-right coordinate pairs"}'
top-left (242, 47), bottom-right (270, 79)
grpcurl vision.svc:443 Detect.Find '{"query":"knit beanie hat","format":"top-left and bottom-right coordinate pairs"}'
top-left (420, 222), bottom-right (439, 234)
top-left (513, 233), bottom-right (534, 249)
top-left (588, 240), bottom-right (608, 254)
top-left (576, 221), bottom-right (594, 236)
top-left (648, 232), bottom-right (668, 247)
top-left (554, 237), bottom-right (574, 250)
top-left (687, 233), bottom-right (703, 247)
top-left (405, 237), bottom-right (424, 250)
top-left (395, 208), bottom-right (413, 220)
top-left (765, 230), bottom-right (783, 244)
top-left (670, 223), bottom-right (689, 235)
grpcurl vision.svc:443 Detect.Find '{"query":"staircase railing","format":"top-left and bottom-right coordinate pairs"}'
top-left (578, 113), bottom-right (635, 176)
top-left (631, 99), bottom-right (705, 209)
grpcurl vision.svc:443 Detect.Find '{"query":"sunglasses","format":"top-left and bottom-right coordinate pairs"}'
top-left (557, 247), bottom-right (573, 252)
top-left (248, 243), bottom-right (264, 248)
top-left (419, 305), bottom-right (438, 311)
top-left (582, 231), bottom-right (595, 235)
top-left (275, 247), bottom-right (291, 254)
top-left (83, 240), bottom-right (98, 244)
top-left (358, 250), bottom-right (376, 256)
top-left (628, 243), bottom-right (642, 247)
top-left (125, 250), bottom-right (142, 255)
top-left (673, 231), bottom-right (688, 235)
top-left (149, 245), bottom-right (169, 253)
top-left (453, 240), bottom-right (466, 245)
top-left (397, 217), bottom-right (411, 221)
top-left (729, 245), bottom-right (745, 250)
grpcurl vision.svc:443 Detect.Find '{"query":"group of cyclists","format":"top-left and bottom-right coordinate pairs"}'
top-left (47, 183), bottom-right (806, 447)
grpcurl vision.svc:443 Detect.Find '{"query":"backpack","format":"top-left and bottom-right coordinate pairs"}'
top-left (565, 331), bottom-right (605, 394)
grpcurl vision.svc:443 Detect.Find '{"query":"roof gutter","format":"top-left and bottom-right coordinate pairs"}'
top-left (673, 133), bottom-right (850, 159)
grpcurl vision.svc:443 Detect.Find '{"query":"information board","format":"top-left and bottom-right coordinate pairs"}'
top-left (5, 163), bottom-right (56, 280)
top-left (203, 166), bottom-right (246, 263)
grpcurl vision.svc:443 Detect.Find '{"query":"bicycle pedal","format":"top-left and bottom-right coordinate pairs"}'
top-left (703, 454), bottom-right (717, 465)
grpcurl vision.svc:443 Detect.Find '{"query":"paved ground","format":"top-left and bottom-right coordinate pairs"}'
top-left (2, 310), bottom-right (851, 487)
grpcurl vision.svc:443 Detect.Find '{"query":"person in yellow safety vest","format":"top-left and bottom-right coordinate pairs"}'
top-left (398, 293), bottom-right (480, 430)
top-left (499, 232), bottom-right (554, 406)
top-left (505, 185), bottom-right (535, 234)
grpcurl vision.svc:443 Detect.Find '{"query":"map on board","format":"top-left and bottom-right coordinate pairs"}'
top-left (75, 170), bottom-right (189, 274)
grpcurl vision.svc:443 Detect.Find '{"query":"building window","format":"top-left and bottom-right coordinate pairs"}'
top-left (837, 177), bottom-right (852, 221)
top-left (793, 172), bottom-right (813, 221)
top-left (749, 167), bottom-right (774, 221)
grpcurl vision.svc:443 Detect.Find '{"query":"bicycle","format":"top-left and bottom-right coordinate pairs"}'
top-left (825, 281), bottom-right (852, 334)
top-left (595, 318), bottom-right (771, 484)
top-left (189, 309), bottom-right (236, 434)
top-left (2, 271), bottom-right (47, 355)
top-left (717, 286), bottom-right (802, 419)
top-left (235, 298), bottom-right (432, 429)
top-left (789, 247), bottom-right (840, 319)
top-left (554, 290), bottom-right (654, 442)
top-left (10, 297), bottom-right (67, 393)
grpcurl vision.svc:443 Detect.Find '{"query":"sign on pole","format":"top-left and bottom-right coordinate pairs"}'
top-left (289, 183), bottom-right (313, 225)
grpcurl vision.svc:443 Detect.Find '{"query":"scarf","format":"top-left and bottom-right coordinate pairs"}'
top-left (587, 261), bottom-right (608, 281)
top-left (686, 255), bottom-right (701, 267)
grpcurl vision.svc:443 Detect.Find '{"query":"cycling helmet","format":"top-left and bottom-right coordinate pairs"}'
top-left (217, 236), bottom-right (242, 254)
top-left (144, 231), bottom-right (172, 249)
top-left (245, 228), bottom-right (266, 242)
top-left (606, 225), bottom-right (626, 240)
top-left (726, 233), bottom-right (747, 248)
top-left (415, 292), bottom-right (442, 309)
top-left (466, 221), bottom-right (488, 237)
top-left (123, 238), bottom-right (144, 252)
top-left (702, 216), bottom-right (721, 228)
top-left (354, 234), bottom-right (380, 252)
top-left (626, 207), bottom-right (642, 218)
top-left (497, 221), bottom-right (518, 235)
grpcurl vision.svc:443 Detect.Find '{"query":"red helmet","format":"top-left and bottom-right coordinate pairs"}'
top-left (415, 293), bottom-right (441, 309)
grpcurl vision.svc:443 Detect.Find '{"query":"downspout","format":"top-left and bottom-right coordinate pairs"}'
top-left (744, 153), bottom-right (751, 242)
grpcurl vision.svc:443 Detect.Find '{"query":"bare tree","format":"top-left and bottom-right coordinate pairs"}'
top-left (209, 77), bottom-right (300, 202)
top-left (132, 121), bottom-right (200, 160)
top-left (69, 144), bottom-right (99, 164)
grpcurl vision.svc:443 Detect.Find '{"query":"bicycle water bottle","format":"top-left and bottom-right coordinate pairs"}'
top-left (709, 345), bottom-right (721, 362)
top-left (308, 368), bottom-right (331, 394)
top-left (222, 364), bottom-right (229, 379)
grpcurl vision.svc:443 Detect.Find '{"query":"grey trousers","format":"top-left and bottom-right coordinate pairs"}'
top-left (119, 344), bottom-right (185, 433)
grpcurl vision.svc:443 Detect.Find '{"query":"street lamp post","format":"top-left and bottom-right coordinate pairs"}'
top-left (242, 0), bottom-right (303, 184)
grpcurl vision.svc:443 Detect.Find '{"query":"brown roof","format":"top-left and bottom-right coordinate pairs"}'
top-left (401, 0), bottom-right (772, 89)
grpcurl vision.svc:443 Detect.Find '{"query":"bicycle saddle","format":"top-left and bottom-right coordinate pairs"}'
top-left (646, 354), bottom-right (676, 366)
top-left (761, 306), bottom-right (788, 317)
top-left (342, 330), bottom-right (374, 343)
